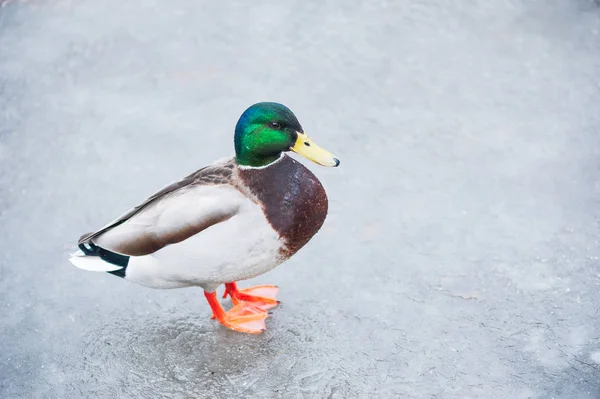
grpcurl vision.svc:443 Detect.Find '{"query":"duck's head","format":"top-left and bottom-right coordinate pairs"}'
top-left (234, 102), bottom-right (340, 168)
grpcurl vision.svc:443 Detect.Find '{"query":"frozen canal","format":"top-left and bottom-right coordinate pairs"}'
top-left (1, 0), bottom-right (600, 397)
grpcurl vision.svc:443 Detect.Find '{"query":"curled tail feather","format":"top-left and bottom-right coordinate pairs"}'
top-left (69, 242), bottom-right (129, 277)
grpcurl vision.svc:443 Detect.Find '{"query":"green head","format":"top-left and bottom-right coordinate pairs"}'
top-left (234, 102), bottom-right (340, 168)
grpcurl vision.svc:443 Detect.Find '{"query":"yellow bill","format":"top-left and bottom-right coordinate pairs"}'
top-left (290, 132), bottom-right (340, 167)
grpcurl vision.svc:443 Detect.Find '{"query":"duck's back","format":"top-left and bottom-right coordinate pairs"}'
top-left (237, 154), bottom-right (329, 258)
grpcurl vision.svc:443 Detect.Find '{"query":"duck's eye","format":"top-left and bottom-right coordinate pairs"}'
top-left (269, 122), bottom-right (282, 129)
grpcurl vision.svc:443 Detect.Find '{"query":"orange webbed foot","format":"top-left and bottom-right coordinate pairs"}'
top-left (219, 302), bottom-right (268, 334)
top-left (223, 282), bottom-right (280, 311)
top-left (205, 290), bottom-right (268, 334)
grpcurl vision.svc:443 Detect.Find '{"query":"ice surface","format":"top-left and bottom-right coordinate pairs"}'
top-left (1, 0), bottom-right (600, 397)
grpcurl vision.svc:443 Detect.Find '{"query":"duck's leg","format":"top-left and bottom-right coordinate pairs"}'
top-left (223, 282), bottom-right (280, 311)
top-left (204, 290), bottom-right (267, 334)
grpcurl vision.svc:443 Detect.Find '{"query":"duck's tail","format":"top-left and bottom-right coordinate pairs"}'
top-left (69, 250), bottom-right (122, 272)
top-left (69, 242), bottom-right (129, 278)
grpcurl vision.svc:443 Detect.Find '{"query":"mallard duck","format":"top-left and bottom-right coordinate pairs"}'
top-left (70, 102), bottom-right (339, 334)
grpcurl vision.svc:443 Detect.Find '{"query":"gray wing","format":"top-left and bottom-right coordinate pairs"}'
top-left (78, 157), bottom-right (242, 256)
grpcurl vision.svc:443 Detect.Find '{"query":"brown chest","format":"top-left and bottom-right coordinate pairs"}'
top-left (237, 155), bottom-right (329, 258)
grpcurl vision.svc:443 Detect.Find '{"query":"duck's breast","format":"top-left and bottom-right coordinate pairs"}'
top-left (238, 155), bottom-right (329, 258)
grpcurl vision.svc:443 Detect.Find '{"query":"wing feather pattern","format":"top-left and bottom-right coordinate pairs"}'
top-left (78, 157), bottom-right (242, 256)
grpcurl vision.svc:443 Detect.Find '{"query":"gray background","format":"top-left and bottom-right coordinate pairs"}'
top-left (1, 0), bottom-right (600, 398)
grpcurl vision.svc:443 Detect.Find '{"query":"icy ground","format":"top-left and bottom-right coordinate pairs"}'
top-left (1, 0), bottom-right (600, 397)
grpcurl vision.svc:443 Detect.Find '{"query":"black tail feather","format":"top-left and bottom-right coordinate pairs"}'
top-left (78, 242), bottom-right (129, 278)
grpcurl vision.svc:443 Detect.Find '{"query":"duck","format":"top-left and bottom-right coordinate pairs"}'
top-left (69, 102), bottom-right (340, 334)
